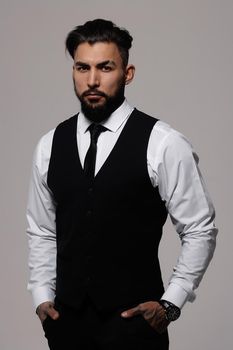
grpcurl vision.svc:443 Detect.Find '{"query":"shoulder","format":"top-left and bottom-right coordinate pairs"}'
top-left (54, 114), bottom-right (78, 132)
top-left (134, 109), bottom-right (192, 150)
top-left (34, 114), bottom-right (78, 165)
top-left (154, 120), bottom-right (193, 148)
top-left (33, 129), bottom-right (55, 176)
top-left (148, 120), bottom-right (198, 167)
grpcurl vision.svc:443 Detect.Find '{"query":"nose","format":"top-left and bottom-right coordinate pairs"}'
top-left (87, 68), bottom-right (100, 89)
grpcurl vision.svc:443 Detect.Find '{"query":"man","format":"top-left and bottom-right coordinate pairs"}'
top-left (27, 19), bottom-right (217, 349)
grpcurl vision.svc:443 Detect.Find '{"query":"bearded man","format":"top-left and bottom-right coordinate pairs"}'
top-left (27, 18), bottom-right (217, 350)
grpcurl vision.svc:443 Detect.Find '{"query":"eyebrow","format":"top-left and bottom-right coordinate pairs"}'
top-left (97, 60), bottom-right (116, 68)
top-left (74, 60), bottom-right (116, 68)
top-left (74, 61), bottom-right (89, 67)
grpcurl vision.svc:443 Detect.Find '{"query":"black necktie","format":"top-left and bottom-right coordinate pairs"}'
top-left (84, 123), bottom-right (107, 178)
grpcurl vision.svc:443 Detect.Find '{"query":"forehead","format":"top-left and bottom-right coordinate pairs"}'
top-left (74, 42), bottom-right (122, 65)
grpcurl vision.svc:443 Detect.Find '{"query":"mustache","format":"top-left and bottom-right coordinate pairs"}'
top-left (82, 90), bottom-right (107, 98)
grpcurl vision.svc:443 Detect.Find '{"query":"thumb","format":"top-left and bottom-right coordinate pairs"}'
top-left (121, 305), bottom-right (142, 318)
top-left (46, 305), bottom-right (60, 320)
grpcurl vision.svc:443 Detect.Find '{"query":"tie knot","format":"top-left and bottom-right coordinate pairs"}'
top-left (88, 123), bottom-right (107, 143)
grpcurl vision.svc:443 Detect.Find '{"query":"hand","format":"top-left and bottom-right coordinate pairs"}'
top-left (121, 301), bottom-right (169, 334)
top-left (36, 301), bottom-right (60, 324)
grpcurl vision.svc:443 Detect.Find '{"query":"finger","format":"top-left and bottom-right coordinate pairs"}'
top-left (121, 305), bottom-right (142, 318)
top-left (156, 320), bottom-right (170, 334)
top-left (46, 305), bottom-right (60, 320)
top-left (38, 309), bottom-right (49, 324)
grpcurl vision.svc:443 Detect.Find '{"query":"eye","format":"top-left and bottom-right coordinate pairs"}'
top-left (76, 65), bottom-right (89, 72)
top-left (101, 66), bottom-right (112, 72)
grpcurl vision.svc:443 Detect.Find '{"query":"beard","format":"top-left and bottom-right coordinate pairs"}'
top-left (73, 78), bottom-right (125, 123)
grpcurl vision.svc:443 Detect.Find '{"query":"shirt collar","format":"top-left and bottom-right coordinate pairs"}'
top-left (78, 99), bottom-right (134, 134)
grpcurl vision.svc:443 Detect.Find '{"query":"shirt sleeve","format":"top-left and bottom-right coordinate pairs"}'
top-left (148, 122), bottom-right (218, 308)
top-left (26, 130), bottom-right (57, 310)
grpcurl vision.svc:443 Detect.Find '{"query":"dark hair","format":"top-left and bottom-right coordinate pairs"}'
top-left (65, 19), bottom-right (133, 67)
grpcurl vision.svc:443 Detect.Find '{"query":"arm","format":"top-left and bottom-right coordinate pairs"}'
top-left (121, 123), bottom-right (217, 331)
top-left (157, 129), bottom-right (218, 308)
top-left (26, 131), bottom-right (59, 321)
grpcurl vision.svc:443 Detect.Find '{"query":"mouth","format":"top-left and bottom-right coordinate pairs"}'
top-left (83, 90), bottom-right (106, 97)
top-left (86, 95), bottom-right (104, 103)
top-left (86, 93), bottom-right (103, 97)
top-left (83, 91), bottom-right (106, 103)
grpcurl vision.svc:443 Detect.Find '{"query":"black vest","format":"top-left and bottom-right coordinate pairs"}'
top-left (47, 108), bottom-right (168, 312)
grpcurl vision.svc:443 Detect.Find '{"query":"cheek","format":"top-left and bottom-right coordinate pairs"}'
top-left (73, 77), bottom-right (85, 93)
top-left (104, 75), bottom-right (124, 94)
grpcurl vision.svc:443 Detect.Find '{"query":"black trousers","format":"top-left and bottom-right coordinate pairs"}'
top-left (42, 297), bottom-right (169, 350)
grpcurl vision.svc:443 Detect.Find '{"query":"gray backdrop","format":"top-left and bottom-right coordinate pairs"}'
top-left (0, 0), bottom-right (232, 349)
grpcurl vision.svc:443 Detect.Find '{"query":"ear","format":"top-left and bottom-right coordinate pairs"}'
top-left (125, 64), bottom-right (135, 85)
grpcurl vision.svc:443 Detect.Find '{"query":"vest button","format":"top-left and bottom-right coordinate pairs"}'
top-left (86, 255), bottom-right (92, 263)
top-left (88, 187), bottom-right (93, 195)
top-left (86, 210), bottom-right (92, 217)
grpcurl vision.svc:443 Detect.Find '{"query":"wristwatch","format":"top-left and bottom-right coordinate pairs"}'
top-left (159, 299), bottom-right (181, 322)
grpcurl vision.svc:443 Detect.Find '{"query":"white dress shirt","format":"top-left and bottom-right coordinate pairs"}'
top-left (26, 99), bottom-right (217, 310)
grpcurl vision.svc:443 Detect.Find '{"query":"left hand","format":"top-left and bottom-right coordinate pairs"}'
top-left (121, 301), bottom-right (169, 334)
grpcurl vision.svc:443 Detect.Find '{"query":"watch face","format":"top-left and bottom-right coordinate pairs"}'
top-left (159, 300), bottom-right (181, 321)
top-left (167, 306), bottom-right (181, 321)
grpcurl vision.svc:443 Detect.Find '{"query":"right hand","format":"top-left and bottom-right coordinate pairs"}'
top-left (36, 301), bottom-right (60, 324)
top-left (121, 301), bottom-right (169, 334)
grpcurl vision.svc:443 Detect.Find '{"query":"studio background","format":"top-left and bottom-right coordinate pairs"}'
top-left (0, 1), bottom-right (232, 349)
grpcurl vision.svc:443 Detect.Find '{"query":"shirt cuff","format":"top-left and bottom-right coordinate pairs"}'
top-left (161, 283), bottom-right (190, 309)
top-left (31, 286), bottom-right (55, 311)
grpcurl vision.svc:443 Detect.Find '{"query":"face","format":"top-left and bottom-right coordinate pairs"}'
top-left (73, 42), bottom-right (135, 122)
